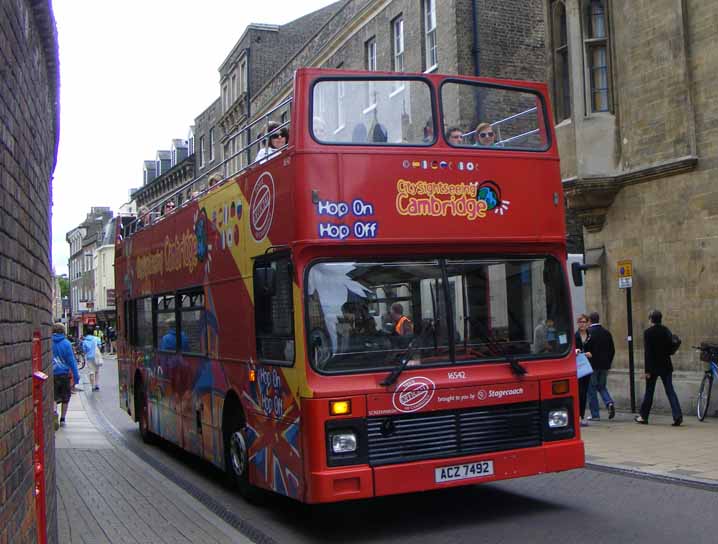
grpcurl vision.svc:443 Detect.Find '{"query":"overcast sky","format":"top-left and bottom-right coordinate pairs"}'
top-left (51, 0), bottom-right (337, 275)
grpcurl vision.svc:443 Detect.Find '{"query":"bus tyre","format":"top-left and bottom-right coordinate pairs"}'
top-left (135, 378), bottom-right (155, 444)
top-left (224, 418), bottom-right (262, 502)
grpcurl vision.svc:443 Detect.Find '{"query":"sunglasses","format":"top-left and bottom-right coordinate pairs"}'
top-left (479, 131), bottom-right (494, 138)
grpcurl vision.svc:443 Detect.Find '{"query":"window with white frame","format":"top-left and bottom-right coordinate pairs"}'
top-left (583, 0), bottom-right (611, 112)
top-left (393, 16), bottom-right (405, 72)
top-left (209, 128), bottom-right (215, 162)
top-left (239, 59), bottom-right (248, 95)
top-left (365, 38), bottom-right (377, 110)
top-left (366, 37), bottom-right (377, 71)
top-left (424, 0), bottom-right (437, 71)
top-left (199, 135), bottom-right (205, 167)
top-left (551, 1), bottom-right (571, 122)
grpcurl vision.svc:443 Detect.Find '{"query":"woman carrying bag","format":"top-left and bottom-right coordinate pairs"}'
top-left (575, 314), bottom-right (593, 427)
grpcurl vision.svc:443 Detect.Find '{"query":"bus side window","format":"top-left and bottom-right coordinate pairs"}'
top-left (156, 294), bottom-right (177, 352)
top-left (254, 257), bottom-right (294, 365)
top-left (179, 290), bottom-right (205, 354)
top-left (134, 297), bottom-right (153, 349)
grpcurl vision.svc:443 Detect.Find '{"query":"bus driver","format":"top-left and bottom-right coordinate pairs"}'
top-left (390, 303), bottom-right (413, 336)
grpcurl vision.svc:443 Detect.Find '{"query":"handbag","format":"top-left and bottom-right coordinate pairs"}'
top-left (576, 352), bottom-right (593, 379)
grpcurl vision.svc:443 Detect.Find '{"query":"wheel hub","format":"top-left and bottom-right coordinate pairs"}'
top-left (229, 430), bottom-right (247, 477)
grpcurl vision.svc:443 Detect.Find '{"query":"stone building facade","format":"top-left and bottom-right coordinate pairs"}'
top-left (65, 207), bottom-right (113, 335)
top-left (0, 1), bottom-right (60, 542)
top-left (547, 0), bottom-right (714, 410)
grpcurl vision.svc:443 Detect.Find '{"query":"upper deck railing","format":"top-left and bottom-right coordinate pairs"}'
top-left (123, 97), bottom-right (292, 238)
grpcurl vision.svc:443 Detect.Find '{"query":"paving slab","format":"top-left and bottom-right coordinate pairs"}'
top-left (581, 409), bottom-right (718, 487)
top-left (56, 391), bottom-right (252, 544)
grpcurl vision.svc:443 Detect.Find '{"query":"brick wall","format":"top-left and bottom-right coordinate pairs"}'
top-left (0, 1), bottom-right (59, 543)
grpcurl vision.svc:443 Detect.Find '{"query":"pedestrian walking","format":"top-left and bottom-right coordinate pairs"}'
top-left (575, 313), bottom-right (592, 426)
top-left (83, 330), bottom-right (103, 391)
top-left (584, 311), bottom-right (616, 420)
top-left (52, 323), bottom-right (81, 428)
top-left (635, 310), bottom-right (683, 426)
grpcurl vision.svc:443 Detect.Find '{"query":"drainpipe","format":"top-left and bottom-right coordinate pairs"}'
top-left (472, 0), bottom-right (482, 124)
top-left (471, 0), bottom-right (481, 76)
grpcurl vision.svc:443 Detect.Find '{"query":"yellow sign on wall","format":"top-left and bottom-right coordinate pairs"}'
top-left (617, 259), bottom-right (633, 289)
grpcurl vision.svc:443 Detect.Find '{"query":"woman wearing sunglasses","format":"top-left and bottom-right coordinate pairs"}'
top-left (474, 122), bottom-right (496, 146)
top-left (255, 121), bottom-right (288, 164)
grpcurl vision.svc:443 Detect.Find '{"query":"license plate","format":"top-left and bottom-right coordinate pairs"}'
top-left (435, 460), bottom-right (494, 483)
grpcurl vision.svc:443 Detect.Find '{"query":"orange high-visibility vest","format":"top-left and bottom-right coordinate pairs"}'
top-left (394, 315), bottom-right (412, 335)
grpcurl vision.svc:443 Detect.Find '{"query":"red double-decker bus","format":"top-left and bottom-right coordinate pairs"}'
top-left (115, 67), bottom-right (584, 504)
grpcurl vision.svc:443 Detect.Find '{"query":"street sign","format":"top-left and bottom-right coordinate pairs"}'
top-left (618, 259), bottom-right (633, 289)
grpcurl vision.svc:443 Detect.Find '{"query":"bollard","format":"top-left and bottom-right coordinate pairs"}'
top-left (32, 332), bottom-right (48, 544)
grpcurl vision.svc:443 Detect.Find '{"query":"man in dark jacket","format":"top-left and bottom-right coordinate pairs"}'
top-left (635, 310), bottom-right (683, 426)
top-left (584, 312), bottom-right (616, 420)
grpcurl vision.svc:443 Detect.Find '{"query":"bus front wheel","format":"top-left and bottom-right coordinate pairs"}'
top-left (224, 417), bottom-right (262, 502)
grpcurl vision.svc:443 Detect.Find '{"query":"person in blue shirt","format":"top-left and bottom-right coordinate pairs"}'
top-left (52, 323), bottom-right (81, 427)
top-left (160, 328), bottom-right (190, 352)
top-left (83, 331), bottom-right (103, 391)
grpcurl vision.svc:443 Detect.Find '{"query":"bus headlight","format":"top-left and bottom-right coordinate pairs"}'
top-left (548, 410), bottom-right (569, 428)
top-left (331, 432), bottom-right (357, 453)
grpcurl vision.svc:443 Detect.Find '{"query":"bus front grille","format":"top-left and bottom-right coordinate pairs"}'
top-left (366, 401), bottom-right (542, 466)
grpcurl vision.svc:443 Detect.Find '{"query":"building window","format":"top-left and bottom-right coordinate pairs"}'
top-left (551, 1), bottom-right (571, 122)
top-left (239, 59), bottom-right (248, 94)
top-left (199, 135), bottom-right (205, 167)
top-left (231, 74), bottom-right (237, 102)
top-left (424, 0), bottom-right (437, 71)
top-left (366, 37), bottom-right (377, 71)
top-left (222, 83), bottom-right (229, 111)
top-left (365, 37), bottom-right (377, 110)
top-left (584, 0), bottom-right (611, 112)
top-left (393, 16), bottom-right (404, 72)
top-left (209, 128), bottom-right (215, 162)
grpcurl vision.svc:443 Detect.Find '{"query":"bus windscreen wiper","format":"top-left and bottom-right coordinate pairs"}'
top-left (381, 335), bottom-right (423, 387)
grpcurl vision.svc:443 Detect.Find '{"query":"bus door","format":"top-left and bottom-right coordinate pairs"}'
top-left (249, 255), bottom-right (304, 498)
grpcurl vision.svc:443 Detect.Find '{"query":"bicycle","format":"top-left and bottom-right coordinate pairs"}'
top-left (694, 342), bottom-right (718, 421)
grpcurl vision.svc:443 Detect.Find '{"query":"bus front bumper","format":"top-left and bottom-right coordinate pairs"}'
top-left (305, 439), bottom-right (584, 504)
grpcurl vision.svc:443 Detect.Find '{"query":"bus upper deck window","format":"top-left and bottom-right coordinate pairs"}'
top-left (311, 79), bottom-right (434, 146)
top-left (440, 81), bottom-right (549, 151)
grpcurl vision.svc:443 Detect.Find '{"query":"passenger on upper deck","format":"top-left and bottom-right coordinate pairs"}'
top-left (255, 122), bottom-right (288, 164)
top-left (163, 200), bottom-right (176, 216)
top-left (137, 206), bottom-right (151, 229)
top-left (446, 127), bottom-right (464, 146)
top-left (475, 122), bottom-right (496, 146)
top-left (422, 118), bottom-right (434, 144)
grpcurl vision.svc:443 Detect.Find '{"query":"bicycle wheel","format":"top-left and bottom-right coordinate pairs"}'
top-left (696, 372), bottom-right (712, 421)
top-left (76, 352), bottom-right (86, 370)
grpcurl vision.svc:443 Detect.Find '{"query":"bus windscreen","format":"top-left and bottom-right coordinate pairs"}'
top-left (306, 257), bottom-right (571, 373)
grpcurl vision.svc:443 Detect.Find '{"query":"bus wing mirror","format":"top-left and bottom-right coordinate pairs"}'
top-left (255, 266), bottom-right (276, 296)
top-left (571, 261), bottom-right (597, 287)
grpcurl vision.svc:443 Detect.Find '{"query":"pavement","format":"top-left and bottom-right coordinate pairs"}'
top-left (54, 374), bottom-right (718, 544)
top-left (581, 409), bottom-right (718, 487)
top-left (55, 389), bottom-right (251, 544)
